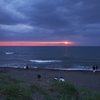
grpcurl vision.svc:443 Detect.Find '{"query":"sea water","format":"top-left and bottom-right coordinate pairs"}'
top-left (0, 46), bottom-right (100, 71)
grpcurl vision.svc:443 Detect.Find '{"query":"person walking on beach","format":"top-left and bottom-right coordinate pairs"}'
top-left (93, 65), bottom-right (95, 73)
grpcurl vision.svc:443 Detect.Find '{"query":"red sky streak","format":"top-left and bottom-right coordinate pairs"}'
top-left (0, 41), bottom-right (75, 46)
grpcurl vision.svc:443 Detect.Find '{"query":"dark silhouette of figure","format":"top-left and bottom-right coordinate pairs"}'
top-left (26, 65), bottom-right (29, 69)
top-left (37, 74), bottom-right (41, 81)
top-left (96, 65), bottom-right (98, 71)
top-left (93, 65), bottom-right (95, 73)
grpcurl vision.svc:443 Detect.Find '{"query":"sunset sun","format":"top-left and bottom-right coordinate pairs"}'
top-left (64, 42), bottom-right (68, 44)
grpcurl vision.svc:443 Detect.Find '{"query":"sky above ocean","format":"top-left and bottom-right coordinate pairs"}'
top-left (0, 0), bottom-right (100, 46)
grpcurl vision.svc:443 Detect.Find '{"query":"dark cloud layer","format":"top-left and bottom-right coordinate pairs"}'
top-left (0, 0), bottom-right (100, 46)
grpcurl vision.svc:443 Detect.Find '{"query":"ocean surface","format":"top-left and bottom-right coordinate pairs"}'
top-left (0, 46), bottom-right (100, 71)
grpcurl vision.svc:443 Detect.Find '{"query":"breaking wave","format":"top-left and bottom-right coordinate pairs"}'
top-left (6, 52), bottom-right (14, 54)
top-left (29, 60), bottom-right (62, 63)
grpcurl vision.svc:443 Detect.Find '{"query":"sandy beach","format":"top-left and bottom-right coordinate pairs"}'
top-left (0, 67), bottom-right (100, 91)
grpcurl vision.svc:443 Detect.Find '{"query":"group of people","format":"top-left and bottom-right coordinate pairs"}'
top-left (54, 76), bottom-right (65, 82)
top-left (36, 75), bottom-right (65, 82)
top-left (24, 65), bottom-right (29, 69)
top-left (93, 65), bottom-right (98, 73)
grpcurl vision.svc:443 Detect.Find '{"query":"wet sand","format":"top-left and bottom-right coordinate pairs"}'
top-left (0, 67), bottom-right (100, 91)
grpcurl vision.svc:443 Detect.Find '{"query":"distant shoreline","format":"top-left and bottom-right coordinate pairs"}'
top-left (0, 66), bottom-right (100, 72)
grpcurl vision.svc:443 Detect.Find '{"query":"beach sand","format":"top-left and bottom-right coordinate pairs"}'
top-left (0, 67), bottom-right (100, 91)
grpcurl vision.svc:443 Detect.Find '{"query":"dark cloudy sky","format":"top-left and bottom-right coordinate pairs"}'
top-left (0, 0), bottom-right (100, 46)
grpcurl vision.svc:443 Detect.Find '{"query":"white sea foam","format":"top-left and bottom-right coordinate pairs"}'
top-left (0, 64), bottom-right (18, 68)
top-left (66, 65), bottom-right (95, 71)
top-left (6, 52), bottom-right (14, 54)
top-left (29, 60), bottom-right (62, 63)
top-left (33, 67), bottom-right (38, 68)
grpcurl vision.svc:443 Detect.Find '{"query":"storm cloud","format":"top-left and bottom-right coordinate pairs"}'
top-left (0, 0), bottom-right (100, 46)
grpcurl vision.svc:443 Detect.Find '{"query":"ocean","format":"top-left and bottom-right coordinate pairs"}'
top-left (0, 46), bottom-right (100, 71)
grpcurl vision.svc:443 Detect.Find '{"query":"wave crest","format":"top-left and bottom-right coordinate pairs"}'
top-left (6, 52), bottom-right (14, 54)
top-left (29, 60), bottom-right (62, 63)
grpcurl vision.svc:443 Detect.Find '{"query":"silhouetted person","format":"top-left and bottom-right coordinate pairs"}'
top-left (26, 65), bottom-right (29, 69)
top-left (37, 74), bottom-right (41, 81)
top-left (96, 65), bottom-right (98, 71)
top-left (93, 65), bottom-right (95, 73)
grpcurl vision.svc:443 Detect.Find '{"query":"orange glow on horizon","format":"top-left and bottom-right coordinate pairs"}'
top-left (64, 42), bottom-right (68, 44)
top-left (0, 41), bottom-right (75, 46)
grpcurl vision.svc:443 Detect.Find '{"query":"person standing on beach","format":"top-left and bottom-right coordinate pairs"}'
top-left (96, 65), bottom-right (98, 71)
top-left (93, 65), bottom-right (95, 73)
top-left (26, 65), bottom-right (29, 69)
top-left (24, 65), bottom-right (26, 69)
top-left (37, 74), bottom-right (41, 81)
